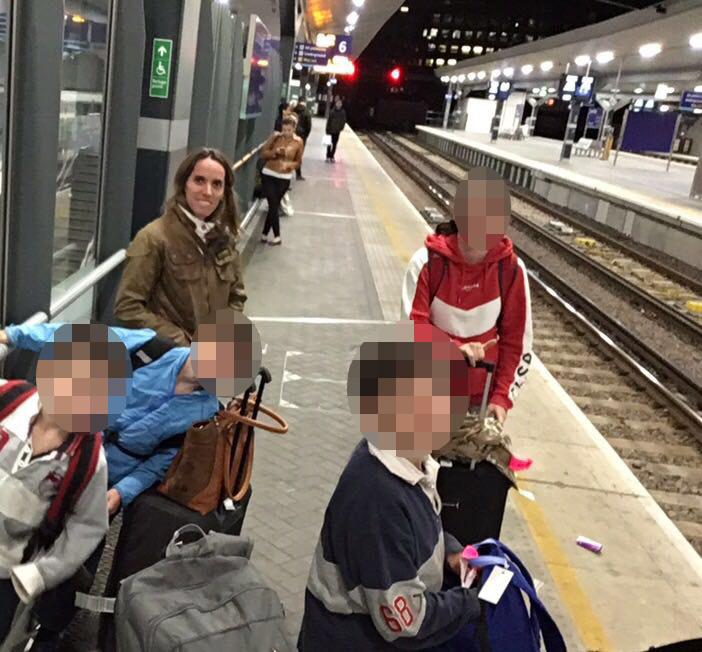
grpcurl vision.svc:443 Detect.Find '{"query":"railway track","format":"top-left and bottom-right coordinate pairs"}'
top-left (370, 131), bottom-right (702, 426)
top-left (361, 131), bottom-right (702, 554)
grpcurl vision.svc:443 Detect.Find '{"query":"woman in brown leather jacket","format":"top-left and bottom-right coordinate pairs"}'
top-left (113, 148), bottom-right (246, 346)
top-left (259, 116), bottom-right (304, 245)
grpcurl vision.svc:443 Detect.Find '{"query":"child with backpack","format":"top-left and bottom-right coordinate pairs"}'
top-left (298, 324), bottom-right (482, 651)
top-left (0, 323), bottom-right (131, 646)
top-left (401, 167), bottom-right (534, 546)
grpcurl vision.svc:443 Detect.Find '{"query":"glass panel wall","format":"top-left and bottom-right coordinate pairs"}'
top-left (0, 1), bottom-right (10, 307)
top-left (51, 1), bottom-right (110, 305)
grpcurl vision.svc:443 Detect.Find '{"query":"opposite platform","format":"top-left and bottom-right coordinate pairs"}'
top-left (417, 126), bottom-right (702, 271)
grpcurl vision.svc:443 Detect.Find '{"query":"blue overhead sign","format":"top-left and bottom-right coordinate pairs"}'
top-left (559, 74), bottom-right (595, 103)
top-left (333, 35), bottom-right (352, 57)
top-left (293, 42), bottom-right (329, 66)
top-left (680, 90), bottom-right (702, 111)
top-left (488, 79), bottom-right (512, 100)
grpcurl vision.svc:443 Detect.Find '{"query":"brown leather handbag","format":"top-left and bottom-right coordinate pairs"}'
top-left (158, 369), bottom-right (287, 515)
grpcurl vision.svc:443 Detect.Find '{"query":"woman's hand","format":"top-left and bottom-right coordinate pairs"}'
top-left (107, 488), bottom-right (122, 515)
top-left (486, 403), bottom-right (507, 425)
top-left (0, 330), bottom-right (8, 345)
top-left (459, 338), bottom-right (497, 367)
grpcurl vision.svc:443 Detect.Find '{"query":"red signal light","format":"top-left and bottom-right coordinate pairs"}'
top-left (389, 67), bottom-right (402, 83)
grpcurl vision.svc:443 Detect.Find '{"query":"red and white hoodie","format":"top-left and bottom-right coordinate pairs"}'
top-left (402, 234), bottom-right (533, 412)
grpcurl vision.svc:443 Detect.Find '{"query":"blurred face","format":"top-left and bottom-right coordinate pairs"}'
top-left (184, 157), bottom-right (226, 220)
top-left (348, 328), bottom-right (468, 459)
top-left (35, 330), bottom-right (131, 433)
top-left (453, 175), bottom-right (509, 251)
top-left (191, 309), bottom-right (263, 398)
top-left (359, 375), bottom-right (456, 456)
top-left (335, 99), bottom-right (343, 109)
top-left (281, 123), bottom-right (295, 138)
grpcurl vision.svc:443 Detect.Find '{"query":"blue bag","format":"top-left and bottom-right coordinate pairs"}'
top-left (437, 539), bottom-right (566, 652)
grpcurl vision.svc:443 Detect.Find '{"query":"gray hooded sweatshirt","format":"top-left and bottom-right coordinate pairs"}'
top-left (0, 381), bottom-right (108, 603)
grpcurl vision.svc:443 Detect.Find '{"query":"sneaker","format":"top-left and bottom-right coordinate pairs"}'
top-left (270, 236), bottom-right (282, 246)
top-left (330, 157), bottom-right (336, 163)
top-left (261, 234), bottom-right (269, 243)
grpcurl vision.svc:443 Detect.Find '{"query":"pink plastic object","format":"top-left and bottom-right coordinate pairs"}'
top-left (509, 456), bottom-right (533, 472)
top-left (461, 545), bottom-right (479, 561)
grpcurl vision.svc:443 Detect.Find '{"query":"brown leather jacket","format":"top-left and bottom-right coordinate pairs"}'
top-left (114, 205), bottom-right (246, 346)
top-left (260, 132), bottom-right (304, 175)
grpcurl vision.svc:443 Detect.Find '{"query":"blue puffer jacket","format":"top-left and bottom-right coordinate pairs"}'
top-left (5, 323), bottom-right (220, 506)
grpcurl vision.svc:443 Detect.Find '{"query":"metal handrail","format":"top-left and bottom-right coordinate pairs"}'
top-left (232, 143), bottom-right (265, 172)
top-left (3, 141), bottom-right (267, 337)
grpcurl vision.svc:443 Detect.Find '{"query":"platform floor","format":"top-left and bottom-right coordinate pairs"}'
top-left (420, 126), bottom-right (702, 228)
top-left (219, 119), bottom-right (702, 650)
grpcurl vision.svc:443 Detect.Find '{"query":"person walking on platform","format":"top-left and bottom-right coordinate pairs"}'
top-left (293, 99), bottom-right (312, 180)
top-left (259, 117), bottom-right (303, 245)
top-left (401, 167), bottom-right (533, 545)
top-left (114, 148), bottom-right (246, 347)
top-left (325, 98), bottom-right (347, 162)
top-left (274, 100), bottom-right (289, 132)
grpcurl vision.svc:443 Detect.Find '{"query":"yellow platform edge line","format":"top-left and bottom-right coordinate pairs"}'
top-left (515, 487), bottom-right (614, 651)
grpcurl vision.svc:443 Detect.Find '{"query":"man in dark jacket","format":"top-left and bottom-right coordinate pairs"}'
top-left (325, 99), bottom-right (347, 162)
top-left (294, 99), bottom-right (312, 180)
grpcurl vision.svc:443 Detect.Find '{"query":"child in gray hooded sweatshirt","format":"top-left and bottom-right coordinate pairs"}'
top-left (0, 323), bottom-right (130, 645)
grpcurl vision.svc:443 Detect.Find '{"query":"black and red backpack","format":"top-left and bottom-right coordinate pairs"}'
top-left (0, 380), bottom-right (103, 561)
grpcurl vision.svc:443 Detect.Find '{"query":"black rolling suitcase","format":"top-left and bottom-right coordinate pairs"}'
top-left (437, 360), bottom-right (513, 546)
top-left (98, 369), bottom-right (274, 650)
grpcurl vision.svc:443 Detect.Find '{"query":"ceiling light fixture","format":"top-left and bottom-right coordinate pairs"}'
top-left (400, 5), bottom-right (409, 13)
top-left (467, 72), bottom-right (476, 81)
top-left (521, 64), bottom-right (534, 75)
top-left (352, 0), bottom-right (365, 8)
top-left (540, 60), bottom-right (553, 72)
top-left (689, 32), bottom-right (702, 49)
top-left (596, 50), bottom-right (615, 64)
top-left (503, 67), bottom-right (514, 78)
top-left (346, 11), bottom-right (359, 26)
top-left (477, 70), bottom-right (486, 80)
top-left (574, 54), bottom-right (591, 66)
top-left (634, 87), bottom-right (644, 94)
top-left (639, 42), bottom-right (662, 58)
top-left (458, 74), bottom-right (466, 82)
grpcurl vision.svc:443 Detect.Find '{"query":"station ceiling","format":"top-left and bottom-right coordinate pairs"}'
top-left (437, 0), bottom-right (702, 94)
top-left (302, 0), bottom-right (406, 58)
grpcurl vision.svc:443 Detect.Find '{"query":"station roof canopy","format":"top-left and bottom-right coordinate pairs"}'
top-left (437, 0), bottom-right (702, 95)
top-left (302, 0), bottom-right (406, 59)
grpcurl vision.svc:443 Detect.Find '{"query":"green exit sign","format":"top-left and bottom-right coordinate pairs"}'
top-left (149, 38), bottom-right (173, 99)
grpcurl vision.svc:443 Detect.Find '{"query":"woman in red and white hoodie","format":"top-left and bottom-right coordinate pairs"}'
top-left (402, 168), bottom-right (533, 424)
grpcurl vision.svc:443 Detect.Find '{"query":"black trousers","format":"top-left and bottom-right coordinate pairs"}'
top-left (296, 136), bottom-right (308, 178)
top-left (32, 537), bottom-right (106, 636)
top-left (261, 174), bottom-right (291, 238)
top-left (326, 133), bottom-right (340, 159)
top-left (0, 579), bottom-right (20, 643)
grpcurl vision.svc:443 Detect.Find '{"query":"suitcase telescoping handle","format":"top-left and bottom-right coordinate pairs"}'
top-left (466, 359), bottom-right (495, 421)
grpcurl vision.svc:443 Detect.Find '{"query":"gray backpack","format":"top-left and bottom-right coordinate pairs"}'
top-left (115, 525), bottom-right (293, 652)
